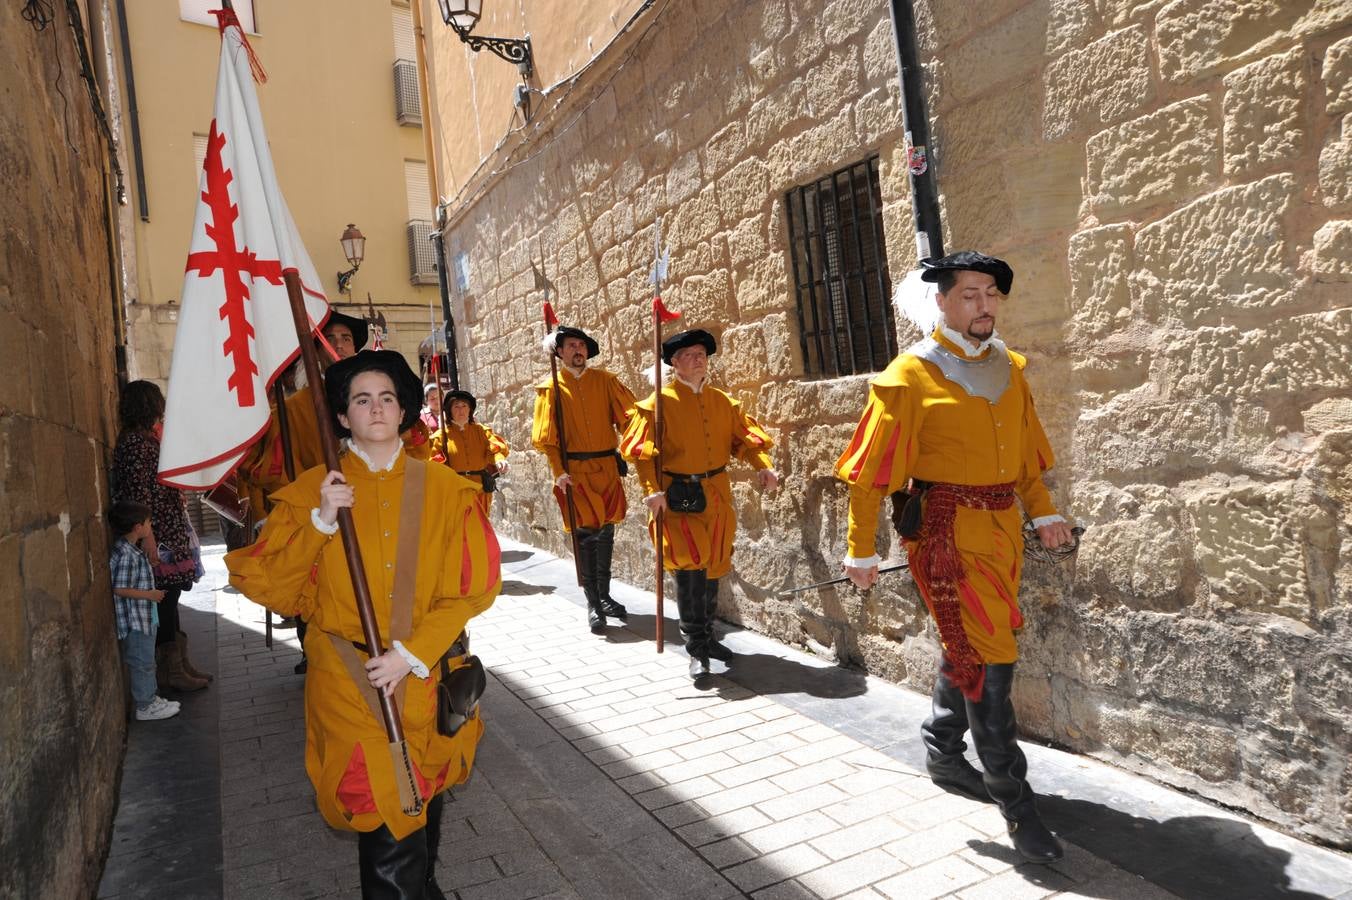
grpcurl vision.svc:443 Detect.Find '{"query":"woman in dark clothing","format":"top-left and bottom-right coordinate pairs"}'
top-left (111, 380), bottom-right (210, 692)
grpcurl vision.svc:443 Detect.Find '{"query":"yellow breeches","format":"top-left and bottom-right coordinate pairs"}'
top-left (555, 457), bottom-right (627, 532)
top-left (906, 506), bottom-right (1024, 664)
top-left (649, 474), bottom-right (736, 577)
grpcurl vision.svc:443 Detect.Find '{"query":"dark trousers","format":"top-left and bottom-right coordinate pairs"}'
top-left (155, 588), bottom-right (182, 646)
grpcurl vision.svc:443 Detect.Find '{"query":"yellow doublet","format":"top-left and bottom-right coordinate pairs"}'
top-left (835, 331), bottom-right (1058, 662)
top-left (531, 367), bottom-right (636, 531)
top-left (224, 451), bottom-right (501, 839)
top-left (621, 380), bottom-right (774, 578)
top-left (431, 422), bottom-right (509, 512)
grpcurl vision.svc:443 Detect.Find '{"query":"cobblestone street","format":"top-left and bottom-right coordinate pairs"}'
top-left (99, 541), bottom-right (1352, 899)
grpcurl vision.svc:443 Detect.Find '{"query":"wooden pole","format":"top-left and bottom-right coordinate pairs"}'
top-left (546, 321), bottom-right (586, 587)
top-left (652, 306), bottom-right (665, 653)
top-left (282, 270), bottom-right (405, 746)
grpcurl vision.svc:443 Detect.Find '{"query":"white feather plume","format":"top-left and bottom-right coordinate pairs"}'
top-left (894, 269), bottom-right (941, 335)
top-left (540, 331), bottom-right (558, 358)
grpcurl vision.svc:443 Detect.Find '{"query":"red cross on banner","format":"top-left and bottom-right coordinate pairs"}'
top-left (158, 16), bottom-right (330, 490)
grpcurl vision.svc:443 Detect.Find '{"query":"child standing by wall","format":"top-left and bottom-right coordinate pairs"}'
top-left (109, 501), bottom-right (180, 721)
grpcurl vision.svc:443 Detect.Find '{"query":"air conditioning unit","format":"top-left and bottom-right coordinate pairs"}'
top-left (407, 220), bottom-right (438, 285)
top-left (393, 59), bottom-right (421, 126)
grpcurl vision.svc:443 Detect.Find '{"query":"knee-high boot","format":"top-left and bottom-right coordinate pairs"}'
top-left (176, 630), bottom-right (214, 682)
top-left (576, 528), bottom-right (604, 634)
top-left (357, 822), bottom-right (430, 899)
top-left (921, 671), bottom-right (988, 802)
top-left (674, 569), bottom-right (709, 660)
top-left (424, 793), bottom-right (447, 900)
top-left (593, 525), bottom-right (627, 620)
top-left (702, 578), bottom-right (734, 661)
top-left (966, 663), bottom-right (1063, 863)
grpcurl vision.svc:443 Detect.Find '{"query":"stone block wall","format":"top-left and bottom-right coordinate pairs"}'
top-left (440, 0), bottom-right (1352, 845)
top-left (1, 4), bottom-right (129, 896)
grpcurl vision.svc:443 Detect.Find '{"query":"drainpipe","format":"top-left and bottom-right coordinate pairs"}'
top-left (115, 0), bottom-right (149, 222)
top-left (888, 0), bottom-right (944, 261)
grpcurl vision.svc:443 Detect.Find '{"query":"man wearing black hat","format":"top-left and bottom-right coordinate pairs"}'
top-left (620, 329), bottom-right (778, 669)
top-left (431, 389), bottom-right (510, 513)
top-left (226, 349), bottom-right (499, 899)
top-left (834, 251), bottom-right (1073, 863)
top-left (531, 326), bottom-right (638, 633)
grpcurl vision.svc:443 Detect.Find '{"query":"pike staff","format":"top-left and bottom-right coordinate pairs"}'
top-left (540, 274), bottom-right (586, 587)
top-left (648, 220), bottom-right (678, 652)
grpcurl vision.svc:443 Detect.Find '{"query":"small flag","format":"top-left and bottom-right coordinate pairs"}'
top-left (543, 301), bottom-right (559, 330)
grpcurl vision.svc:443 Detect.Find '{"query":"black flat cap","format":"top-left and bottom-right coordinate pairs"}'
top-left (444, 389), bottom-right (477, 413)
top-left (920, 251), bottom-right (1014, 295)
top-left (322, 310), bottom-right (370, 351)
top-left (550, 326), bottom-right (600, 358)
top-left (662, 329), bottom-right (717, 365)
top-left (324, 350), bottom-right (423, 437)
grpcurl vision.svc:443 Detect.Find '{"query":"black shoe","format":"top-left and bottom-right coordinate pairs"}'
top-left (1008, 815), bottom-right (1064, 863)
top-left (705, 639), bottom-right (735, 662)
top-left (587, 606), bottom-right (605, 635)
top-left (599, 599), bottom-right (628, 621)
top-left (926, 756), bottom-right (990, 803)
top-left (293, 658), bottom-right (307, 675)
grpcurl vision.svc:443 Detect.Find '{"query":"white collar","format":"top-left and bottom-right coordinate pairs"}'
top-left (563, 364), bottom-right (586, 379)
top-left (939, 323), bottom-right (997, 358)
top-left (343, 438), bottom-right (402, 472)
top-left (674, 373), bottom-right (705, 393)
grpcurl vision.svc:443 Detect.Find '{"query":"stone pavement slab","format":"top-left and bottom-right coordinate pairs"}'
top-left (99, 540), bottom-right (1352, 899)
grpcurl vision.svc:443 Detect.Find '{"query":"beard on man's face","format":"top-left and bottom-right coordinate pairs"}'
top-left (966, 316), bottom-right (995, 340)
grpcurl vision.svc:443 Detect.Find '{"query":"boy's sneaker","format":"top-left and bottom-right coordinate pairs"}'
top-left (135, 696), bottom-right (181, 721)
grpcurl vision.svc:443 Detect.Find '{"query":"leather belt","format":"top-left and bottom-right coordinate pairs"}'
top-left (663, 466), bottom-right (726, 482)
top-left (566, 449), bottom-right (619, 461)
top-left (353, 630), bottom-right (468, 659)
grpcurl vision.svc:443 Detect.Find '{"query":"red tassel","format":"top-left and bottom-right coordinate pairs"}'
top-left (543, 301), bottom-right (559, 329)
top-left (653, 295), bottom-right (681, 323)
top-left (209, 9), bottom-right (268, 84)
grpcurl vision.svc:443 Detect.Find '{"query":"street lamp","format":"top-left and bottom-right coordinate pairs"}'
top-left (436, 0), bottom-right (534, 79)
top-left (336, 223), bottom-right (365, 295)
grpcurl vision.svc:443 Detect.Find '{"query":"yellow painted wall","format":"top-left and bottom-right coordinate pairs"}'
top-left (119, 0), bottom-right (437, 378)
top-left (422, 0), bottom-right (646, 202)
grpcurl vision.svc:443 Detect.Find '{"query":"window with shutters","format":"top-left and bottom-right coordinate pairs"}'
top-left (405, 160), bottom-right (436, 284)
top-left (180, 0), bottom-right (256, 33)
top-left (785, 155), bottom-right (897, 378)
top-left (392, 4), bottom-right (421, 125)
top-left (192, 132), bottom-right (208, 183)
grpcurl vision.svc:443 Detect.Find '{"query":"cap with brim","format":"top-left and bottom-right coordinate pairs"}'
top-left (324, 350), bottom-right (423, 437)
top-left (919, 251), bottom-right (1014, 295)
top-left (662, 329), bottom-right (717, 365)
top-left (552, 326), bottom-right (600, 358)
top-left (444, 390), bottom-right (477, 414)
top-left (322, 310), bottom-right (370, 352)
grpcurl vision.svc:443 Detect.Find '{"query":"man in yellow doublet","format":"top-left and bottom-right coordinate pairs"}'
top-left (432, 389), bottom-right (510, 514)
top-left (226, 350), bottom-right (500, 897)
top-left (621, 329), bottom-right (778, 667)
top-left (532, 326), bottom-right (637, 633)
top-left (836, 251), bottom-right (1072, 864)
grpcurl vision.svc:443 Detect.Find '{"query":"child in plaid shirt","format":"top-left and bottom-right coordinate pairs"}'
top-left (109, 501), bottom-right (180, 721)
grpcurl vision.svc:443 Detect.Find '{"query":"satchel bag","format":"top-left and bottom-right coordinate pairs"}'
top-left (479, 470), bottom-right (498, 494)
top-left (437, 647), bottom-right (487, 737)
top-left (890, 480), bottom-right (929, 540)
top-left (665, 477), bottom-right (707, 514)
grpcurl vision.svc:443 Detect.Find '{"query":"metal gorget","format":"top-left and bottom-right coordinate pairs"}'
top-left (907, 336), bottom-right (1011, 403)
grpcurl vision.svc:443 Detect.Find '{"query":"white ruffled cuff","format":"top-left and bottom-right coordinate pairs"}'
top-left (844, 553), bottom-right (882, 569)
top-left (310, 509), bottom-right (339, 535)
top-left (393, 641), bottom-right (429, 679)
top-left (1030, 514), bottom-right (1065, 528)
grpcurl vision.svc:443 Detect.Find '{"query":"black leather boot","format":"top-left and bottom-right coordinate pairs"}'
top-left (702, 578), bottom-right (734, 661)
top-left (576, 528), bottom-right (604, 634)
top-left (674, 569), bottom-right (709, 661)
top-left (424, 793), bottom-right (447, 900)
top-left (966, 663), bottom-right (1063, 863)
top-left (357, 822), bottom-right (430, 899)
top-left (593, 524), bottom-right (627, 621)
top-left (921, 671), bottom-right (989, 803)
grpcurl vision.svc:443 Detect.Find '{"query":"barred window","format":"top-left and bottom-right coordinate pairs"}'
top-left (785, 156), bottom-right (896, 377)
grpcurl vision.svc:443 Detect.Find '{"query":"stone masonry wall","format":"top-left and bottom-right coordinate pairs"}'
top-left (439, 0), bottom-right (1352, 845)
top-left (0, 4), bottom-right (129, 896)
